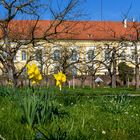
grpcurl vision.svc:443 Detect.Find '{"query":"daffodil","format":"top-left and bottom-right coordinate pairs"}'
top-left (26, 63), bottom-right (42, 85)
top-left (54, 71), bottom-right (66, 90)
top-left (8, 79), bottom-right (13, 86)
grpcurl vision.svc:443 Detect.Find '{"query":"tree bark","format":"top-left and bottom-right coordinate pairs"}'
top-left (111, 74), bottom-right (116, 88)
top-left (135, 64), bottom-right (139, 89)
top-left (7, 66), bottom-right (18, 87)
top-left (111, 48), bottom-right (117, 88)
top-left (134, 42), bottom-right (139, 90)
top-left (91, 75), bottom-right (95, 88)
top-left (80, 76), bottom-right (86, 88)
top-left (126, 76), bottom-right (129, 88)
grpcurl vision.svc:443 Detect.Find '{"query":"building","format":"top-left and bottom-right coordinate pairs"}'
top-left (0, 20), bottom-right (139, 86)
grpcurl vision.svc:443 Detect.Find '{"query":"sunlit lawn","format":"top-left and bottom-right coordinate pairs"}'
top-left (0, 87), bottom-right (140, 140)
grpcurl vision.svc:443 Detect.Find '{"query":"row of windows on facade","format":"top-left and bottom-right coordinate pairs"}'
top-left (14, 50), bottom-right (43, 61)
top-left (50, 49), bottom-right (95, 61)
top-left (104, 48), bottom-right (136, 61)
top-left (14, 49), bottom-right (135, 61)
top-left (14, 50), bottom-right (95, 61)
top-left (48, 49), bottom-right (134, 61)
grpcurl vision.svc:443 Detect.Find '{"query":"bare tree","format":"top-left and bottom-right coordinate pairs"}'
top-left (77, 61), bottom-right (88, 88)
top-left (0, 0), bottom-right (85, 87)
top-left (94, 43), bottom-right (118, 88)
top-left (118, 21), bottom-right (140, 89)
top-left (50, 43), bottom-right (82, 75)
top-left (0, 0), bottom-right (41, 86)
top-left (83, 47), bottom-right (101, 88)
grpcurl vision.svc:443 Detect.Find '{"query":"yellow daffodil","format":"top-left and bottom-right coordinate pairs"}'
top-left (26, 63), bottom-right (42, 85)
top-left (8, 79), bottom-right (13, 86)
top-left (54, 71), bottom-right (66, 90)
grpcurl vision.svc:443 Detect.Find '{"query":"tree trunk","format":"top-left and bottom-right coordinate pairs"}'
top-left (13, 76), bottom-right (18, 87)
top-left (7, 63), bottom-right (18, 87)
top-left (126, 76), bottom-right (129, 88)
top-left (135, 64), bottom-right (139, 89)
top-left (91, 75), bottom-right (95, 88)
top-left (80, 77), bottom-right (86, 88)
top-left (134, 42), bottom-right (139, 90)
top-left (4, 23), bottom-right (19, 87)
top-left (111, 48), bottom-right (117, 88)
top-left (80, 79), bottom-right (84, 88)
top-left (111, 74), bottom-right (116, 88)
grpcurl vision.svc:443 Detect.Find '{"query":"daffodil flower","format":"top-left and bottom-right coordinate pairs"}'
top-left (54, 71), bottom-right (66, 90)
top-left (26, 63), bottom-right (42, 85)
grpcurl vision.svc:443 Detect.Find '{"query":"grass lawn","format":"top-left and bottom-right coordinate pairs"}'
top-left (61, 86), bottom-right (140, 95)
top-left (0, 87), bottom-right (140, 140)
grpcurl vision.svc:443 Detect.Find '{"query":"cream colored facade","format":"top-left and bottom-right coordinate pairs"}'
top-left (10, 39), bottom-right (140, 77)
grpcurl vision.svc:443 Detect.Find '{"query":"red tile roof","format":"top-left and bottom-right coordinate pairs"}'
top-left (0, 20), bottom-right (139, 41)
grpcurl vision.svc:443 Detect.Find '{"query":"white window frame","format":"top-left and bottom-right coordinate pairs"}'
top-left (69, 46), bottom-right (79, 62)
top-left (53, 49), bottom-right (61, 61)
top-left (86, 46), bottom-right (95, 61)
top-left (21, 50), bottom-right (27, 61)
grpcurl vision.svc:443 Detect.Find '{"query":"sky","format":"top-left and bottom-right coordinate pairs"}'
top-left (40, 0), bottom-right (140, 21)
top-left (83, 0), bottom-right (140, 21)
top-left (0, 0), bottom-right (140, 21)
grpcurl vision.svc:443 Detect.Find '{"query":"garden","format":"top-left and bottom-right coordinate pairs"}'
top-left (0, 86), bottom-right (140, 140)
top-left (1, 0), bottom-right (140, 139)
top-left (0, 64), bottom-right (140, 140)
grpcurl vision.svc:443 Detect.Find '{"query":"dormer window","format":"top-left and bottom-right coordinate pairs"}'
top-left (87, 34), bottom-right (93, 38)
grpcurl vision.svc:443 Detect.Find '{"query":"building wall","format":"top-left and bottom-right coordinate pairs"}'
top-left (1, 39), bottom-right (138, 77)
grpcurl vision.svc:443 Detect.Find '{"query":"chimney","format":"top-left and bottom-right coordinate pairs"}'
top-left (123, 19), bottom-right (127, 28)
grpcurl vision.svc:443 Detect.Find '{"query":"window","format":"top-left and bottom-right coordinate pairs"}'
top-left (105, 47), bottom-right (110, 61)
top-left (3, 52), bottom-right (7, 58)
top-left (14, 55), bottom-right (16, 61)
top-left (72, 67), bottom-right (77, 76)
top-left (53, 50), bottom-right (60, 61)
top-left (36, 50), bottom-right (42, 61)
top-left (21, 51), bottom-right (27, 60)
top-left (21, 68), bottom-right (27, 75)
top-left (131, 49), bottom-right (135, 60)
top-left (121, 50), bottom-right (126, 60)
top-left (71, 50), bottom-right (78, 61)
top-left (87, 50), bottom-right (94, 60)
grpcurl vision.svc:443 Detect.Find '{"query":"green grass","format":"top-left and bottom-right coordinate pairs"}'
top-left (45, 86), bottom-right (140, 95)
top-left (0, 87), bottom-right (140, 140)
top-left (0, 86), bottom-right (140, 97)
